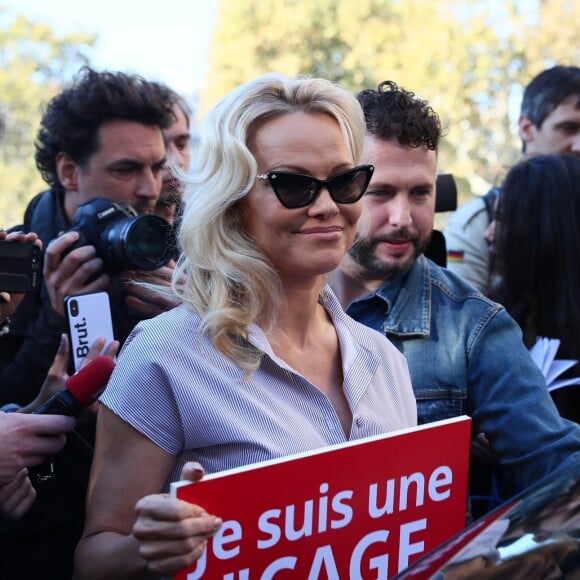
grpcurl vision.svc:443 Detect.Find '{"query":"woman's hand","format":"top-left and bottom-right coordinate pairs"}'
top-left (132, 462), bottom-right (222, 576)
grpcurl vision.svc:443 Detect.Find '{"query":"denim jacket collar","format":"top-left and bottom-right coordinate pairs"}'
top-left (374, 255), bottom-right (431, 337)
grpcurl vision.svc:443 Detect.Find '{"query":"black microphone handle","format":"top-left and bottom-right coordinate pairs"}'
top-left (30, 390), bottom-right (87, 483)
top-left (33, 390), bottom-right (83, 416)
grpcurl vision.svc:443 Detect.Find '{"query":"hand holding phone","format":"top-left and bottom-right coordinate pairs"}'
top-left (0, 239), bottom-right (41, 293)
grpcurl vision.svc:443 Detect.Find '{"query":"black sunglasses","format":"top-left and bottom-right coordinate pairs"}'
top-left (256, 164), bottom-right (374, 209)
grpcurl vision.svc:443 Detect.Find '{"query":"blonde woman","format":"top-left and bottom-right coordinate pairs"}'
top-left (74, 73), bottom-right (416, 578)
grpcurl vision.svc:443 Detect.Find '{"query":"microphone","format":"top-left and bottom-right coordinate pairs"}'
top-left (33, 355), bottom-right (116, 416)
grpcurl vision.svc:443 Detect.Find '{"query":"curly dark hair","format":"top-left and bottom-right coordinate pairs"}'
top-left (35, 66), bottom-right (176, 191)
top-left (356, 80), bottom-right (442, 150)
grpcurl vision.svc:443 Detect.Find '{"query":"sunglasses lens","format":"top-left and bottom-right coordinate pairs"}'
top-left (266, 166), bottom-right (372, 208)
top-left (329, 168), bottom-right (370, 203)
top-left (272, 174), bottom-right (317, 208)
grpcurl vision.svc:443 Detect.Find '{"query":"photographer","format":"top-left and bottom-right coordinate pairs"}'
top-left (0, 67), bottom-right (177, 579)
top-left (0, 67), bottom-right (177, 407)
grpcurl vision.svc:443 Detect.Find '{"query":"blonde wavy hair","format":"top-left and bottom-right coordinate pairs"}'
top-left (173, 73), bottom-right (366, 374)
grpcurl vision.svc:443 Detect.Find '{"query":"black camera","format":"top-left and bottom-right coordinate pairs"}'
top-left (66, 198), bottom-right (175, 273)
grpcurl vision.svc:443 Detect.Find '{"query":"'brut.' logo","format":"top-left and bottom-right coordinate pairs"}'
top-left (72, 317), bottom-right (90, 359)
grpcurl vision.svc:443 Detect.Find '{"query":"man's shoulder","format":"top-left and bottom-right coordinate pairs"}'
top-left (382, 258), bottom-right (506, 341)
top-left (20, 189), bottom-right (55, 229)
top-left (446, 187), bottom-right (500, 231)
top-left (423, 258), bottom-right (501, 309)
top-left (445, 195), bottom-right (489, 231)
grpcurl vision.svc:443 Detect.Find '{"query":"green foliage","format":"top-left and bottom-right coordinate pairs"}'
top-left (0, 8), bottom-right (95, 227)
top-left (204, 0), bottom-right (580, 207)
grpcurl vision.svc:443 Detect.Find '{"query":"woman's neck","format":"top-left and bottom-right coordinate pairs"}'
top-left (266, 279), bottom-right (326, 346)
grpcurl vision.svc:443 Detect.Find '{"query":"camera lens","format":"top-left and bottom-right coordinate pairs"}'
top-left (107, 214), bottom-right (173, 271)
top-left (69, 299), bottom-right (79, 317)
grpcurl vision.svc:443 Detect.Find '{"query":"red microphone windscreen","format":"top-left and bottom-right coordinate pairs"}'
top-left (65, 355), bottom-right (116, 406)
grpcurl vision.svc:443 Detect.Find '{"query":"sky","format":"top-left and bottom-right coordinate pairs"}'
top-left (1, 0), bottom-right (220, 98)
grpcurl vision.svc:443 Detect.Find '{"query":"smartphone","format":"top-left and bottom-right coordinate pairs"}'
top-left (65, 291), bottom-right (115, 372)
top-left (0, 240), bottom-right (41, 293)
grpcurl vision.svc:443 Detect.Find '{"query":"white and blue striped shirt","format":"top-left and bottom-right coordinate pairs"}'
top-left (100, 286), bottom-right (416, 488)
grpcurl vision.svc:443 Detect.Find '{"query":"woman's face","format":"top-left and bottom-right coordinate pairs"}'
top-left (241, 112), bottom-right (361, 285)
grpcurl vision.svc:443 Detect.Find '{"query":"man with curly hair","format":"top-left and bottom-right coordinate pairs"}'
top-left (330, 80), bottom-right (580, 519)
top-left (0, 67), bottom-right (177, 405)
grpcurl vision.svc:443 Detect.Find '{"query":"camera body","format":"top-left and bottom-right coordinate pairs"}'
top-left (66, 197), bottom-right (175, 274)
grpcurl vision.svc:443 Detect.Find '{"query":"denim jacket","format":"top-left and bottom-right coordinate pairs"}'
top-left (346, 255), bottom-right (580, 490)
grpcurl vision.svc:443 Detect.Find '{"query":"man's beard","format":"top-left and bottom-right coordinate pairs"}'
top-left (348, 229), bottom-right (430, 279)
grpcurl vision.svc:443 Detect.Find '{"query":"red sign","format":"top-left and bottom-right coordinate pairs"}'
top-left (172, 416), bottom-right (471, 579)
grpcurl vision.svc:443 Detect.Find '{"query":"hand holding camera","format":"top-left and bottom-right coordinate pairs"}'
top-left (44, 231), bottom-right (110, 317)
top-left (64, 197), bottom-right (175, 273)
top-left (44, 198), bottom-right (175, 317)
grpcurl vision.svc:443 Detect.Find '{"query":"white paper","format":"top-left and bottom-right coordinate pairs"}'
top-left (529, 337), bottom-right (580, 392)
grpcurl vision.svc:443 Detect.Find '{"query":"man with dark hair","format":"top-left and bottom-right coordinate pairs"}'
top-left (0, 66), bottom-right (178, 578)
top-left (519, 65), bottom-right (580, 155)
top-left (154, 84), bottom-right (193, 224)
top-left (330, 80), bottom-right (580, 520)
top-left (0, 67), bottom-right (176, 405)
top-left (444, 65), bottom-right (580, 293)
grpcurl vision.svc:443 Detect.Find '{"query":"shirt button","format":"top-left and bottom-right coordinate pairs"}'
top-left (325, 416), bottom-right (336, 431)
top-left (355, 417), bottom-right (363, 427)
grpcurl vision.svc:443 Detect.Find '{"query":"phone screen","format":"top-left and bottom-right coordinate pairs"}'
top-left (65, 291), bottom-right (115, 371)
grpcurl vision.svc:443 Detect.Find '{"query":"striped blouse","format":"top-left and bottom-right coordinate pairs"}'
top-left (100, 286), bottom-right (416, 488)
